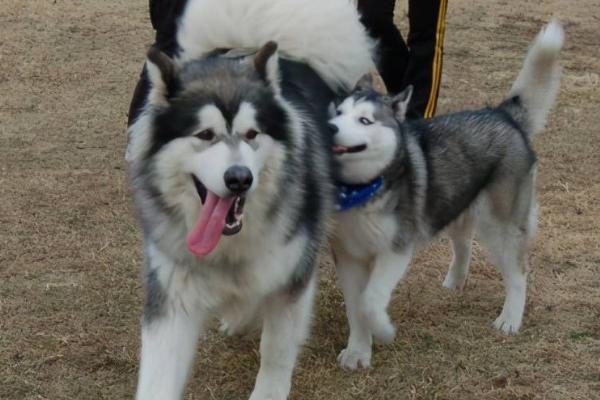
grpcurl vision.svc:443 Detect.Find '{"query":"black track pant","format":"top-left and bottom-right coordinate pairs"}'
top-left (358, 0), bottom-right (448, 118)
top-left (128, 0), bottom-right (447, 124)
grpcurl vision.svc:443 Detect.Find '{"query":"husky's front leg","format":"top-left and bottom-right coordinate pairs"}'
top-left (249, 275), bottom-right (316, 400)
top-left (332, 246), bottom-right (372, 369)
top-left (135, 261), bottom-right (205, 400)
top-left (361, 246), bottom-right (414, 343)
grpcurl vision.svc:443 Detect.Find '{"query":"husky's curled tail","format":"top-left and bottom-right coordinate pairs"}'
top-left (505, 19), bottom-right (565, 136)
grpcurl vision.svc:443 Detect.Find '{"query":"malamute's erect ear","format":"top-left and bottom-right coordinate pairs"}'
top-left (146, 46), bottom-right (176, 105)
top-left (390, 84), bottom-right (413, 122)
top-left (254, 41), bottom-right (281, 93)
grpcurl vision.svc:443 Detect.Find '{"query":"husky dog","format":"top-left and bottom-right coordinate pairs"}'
top-left (126, 0), bottom-right (373, 398)
top-left (328, 20), bottom-right (564, 369)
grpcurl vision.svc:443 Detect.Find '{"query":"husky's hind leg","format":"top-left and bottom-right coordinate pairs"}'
top-left (360, 246), bottom-right (414, 344)
top-left (249, 275), bottom-right (316, 400)
top-left (489, 229), bottom-right (530, 334)
top-left (333, 247), bottom-right (372, 369)
top-left (479, 169), bottom-right (537, 334)
top-left (443, 211), bottom-right (475, 290)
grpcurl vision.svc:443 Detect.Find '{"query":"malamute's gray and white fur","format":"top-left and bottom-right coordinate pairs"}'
top-left (328, 20), bottom-right (564, 369)
top-left (126, 0), bottom-right (373, 398)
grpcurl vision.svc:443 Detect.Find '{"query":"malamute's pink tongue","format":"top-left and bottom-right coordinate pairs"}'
top-left (186, 191), bottom-right (235, 257)
top-left (333, 144), bottom-right (348, 154)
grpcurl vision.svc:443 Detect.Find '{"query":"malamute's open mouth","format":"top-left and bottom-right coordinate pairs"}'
top-left (333, 144), bottom-right (367, 154)
top-left (192, 176), bottom-right (245, 235)
top-left (187, 175), bottom-right (246, 257)
top-left (224, 196), bottom-right (245, 235)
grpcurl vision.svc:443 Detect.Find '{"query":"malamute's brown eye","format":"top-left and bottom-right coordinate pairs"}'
top-left (195, 129), bottom-right (215, 141)
top-left (245, 129), bottom-right (259, 140)
top-left (359, 117), bottom-right (373, 126)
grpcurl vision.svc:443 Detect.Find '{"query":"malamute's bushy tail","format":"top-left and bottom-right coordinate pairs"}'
top-left (505, 19), bottom-right (564, 136)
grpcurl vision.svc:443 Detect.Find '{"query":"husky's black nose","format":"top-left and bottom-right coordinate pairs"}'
top-left (327, 123), bottom-right (339, 135)
top-left (224, 166), bottom-right (253, 194)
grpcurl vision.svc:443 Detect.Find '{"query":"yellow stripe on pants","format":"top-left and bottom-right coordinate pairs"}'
top-left (424, 0), bottom-right (448, 118)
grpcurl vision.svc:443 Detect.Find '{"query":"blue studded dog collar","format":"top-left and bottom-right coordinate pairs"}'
top-left (336, 176), bottom-right (384, 212)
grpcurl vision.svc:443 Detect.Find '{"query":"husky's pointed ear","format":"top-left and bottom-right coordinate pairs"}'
top-left (146, 46), bottom-right (176, 105)
top-left (391, 85), bottom-right (413, 122)
top-left (355, 73), bottom-right (374, 90)
top-left (254, 41), bottom-right (280, 93)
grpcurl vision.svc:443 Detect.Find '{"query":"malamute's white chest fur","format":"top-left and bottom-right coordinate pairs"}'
top-left (149, 216), bottom-right (308, 332)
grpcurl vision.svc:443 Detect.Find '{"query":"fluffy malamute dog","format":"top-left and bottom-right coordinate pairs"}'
top-left (328, 20), bottom-right (564, 369)
top-left (126, 0), bottom-right (373, 398)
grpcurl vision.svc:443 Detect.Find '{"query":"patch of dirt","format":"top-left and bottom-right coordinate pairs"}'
top-left (1, 0), bottom-right (599, 399)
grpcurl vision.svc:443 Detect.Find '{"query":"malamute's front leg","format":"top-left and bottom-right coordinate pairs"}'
top-left (135, 266), bottom-right (205, 400)
top-left (249, 276), bottom-right (316, 400)
top-left (361, 247), bottom-right (414, 344)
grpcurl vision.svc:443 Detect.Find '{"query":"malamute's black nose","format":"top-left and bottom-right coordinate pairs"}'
top-left (224, 166), bottom-right (253, 194)
top-left (328, 123), bottom-right (339, 134)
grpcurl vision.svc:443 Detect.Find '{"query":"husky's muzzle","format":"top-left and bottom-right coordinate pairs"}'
top-left (328, 122), bottom-right (368, 155)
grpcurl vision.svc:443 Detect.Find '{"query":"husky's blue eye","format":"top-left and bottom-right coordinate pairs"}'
top-left (245, 129), bottom-right (259, 140)
top-left (196, 129), bottom-right (215, 141)
top-left (359, 117), bottom-right (373, 125)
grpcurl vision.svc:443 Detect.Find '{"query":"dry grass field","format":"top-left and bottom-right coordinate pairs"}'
top-left (1, 0), bottom-right (599, 399)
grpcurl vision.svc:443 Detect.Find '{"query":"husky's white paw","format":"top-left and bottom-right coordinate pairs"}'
top-left (493, 312), bottom-right (522, 334)
top-left (218, 319), bottom-right (234, 336)
top-left (248, 394), bottom-right (283, 400)
top-left (218, 316), bottom-right (249, 336)
top-left (359, 297), bottom-right (396, 344)
top-left (248, 385), bottom-right (288, 400)
top-left (248, 395), bottom-right (283, 400)
top-left (442, 273), bottom-right (466, 290)
top-left (366, 310), bottom-right (396, 344)
top-left (338, 347), bottom-right (371, 369)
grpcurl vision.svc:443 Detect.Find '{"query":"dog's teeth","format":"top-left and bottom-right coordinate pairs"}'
top-left (226, 221), bottom-right (241, 230)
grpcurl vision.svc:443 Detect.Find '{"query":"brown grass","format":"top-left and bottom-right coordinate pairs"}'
top-left (1, 0), bottom-right (599, 399)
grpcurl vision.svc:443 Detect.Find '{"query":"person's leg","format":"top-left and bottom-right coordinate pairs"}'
top-left (404, 0), bottom-right (448, 118)
top-left (357, 0), bottom-right (409, 94)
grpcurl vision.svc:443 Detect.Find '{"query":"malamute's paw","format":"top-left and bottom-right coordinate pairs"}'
top-left (338, 347), bottom-right (371, 369)
top-left (442, 273), bottom-right (467, 290)
top-left (493, 312), bottom-right (522, 334)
